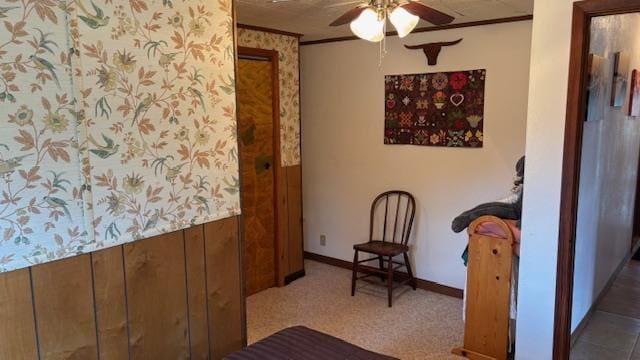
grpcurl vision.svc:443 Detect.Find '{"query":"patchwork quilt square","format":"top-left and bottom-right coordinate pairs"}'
top-left (384, 69), bottom-right (486, 148)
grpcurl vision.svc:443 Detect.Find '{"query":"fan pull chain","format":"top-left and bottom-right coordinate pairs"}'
top-left (378, 36), bottom-right (383, 66)
top-left (378, 13), bottom-right (388, 67)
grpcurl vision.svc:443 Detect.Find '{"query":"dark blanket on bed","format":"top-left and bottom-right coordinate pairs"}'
top-left (224, 326), bottom-right (398, 360)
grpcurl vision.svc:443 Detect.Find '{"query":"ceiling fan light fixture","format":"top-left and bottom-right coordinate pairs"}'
top-left (389, 6), bottom-right (419, 38)
top-left (349, 8), bottom-right (385, 42)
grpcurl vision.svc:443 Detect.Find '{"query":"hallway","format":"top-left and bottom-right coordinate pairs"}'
top-left (571, 260), bottom-right (640, 359)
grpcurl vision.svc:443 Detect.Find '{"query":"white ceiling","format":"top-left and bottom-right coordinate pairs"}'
top-left (236, 0), bottom-right (534, 42)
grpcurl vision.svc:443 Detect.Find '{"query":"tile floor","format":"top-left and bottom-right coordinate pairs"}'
top-left (571, 260), bottom-right (640, 360)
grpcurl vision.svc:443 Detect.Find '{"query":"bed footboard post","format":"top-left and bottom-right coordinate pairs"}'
top-left (452, 215), bottom-right (515, 360)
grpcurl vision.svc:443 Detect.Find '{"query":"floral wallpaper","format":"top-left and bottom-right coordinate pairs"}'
top-left (237, 28), bottom-right (300, 166)
top-left (73, 0), bottom-right (240, 247)
top-left (0, 0), bottom-right (90, 270)
top-left (0, 0), bottom-right (239, 272)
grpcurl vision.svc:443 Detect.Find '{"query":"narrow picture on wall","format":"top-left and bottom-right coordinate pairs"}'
top-left (611, 51), bottom-right (630, 108)
top-left (630, 69), bottom-right (640, 117)
top-left (585, 54), bottom-right (607, 122)
top-left (384, 69), bottom-right (486, 148)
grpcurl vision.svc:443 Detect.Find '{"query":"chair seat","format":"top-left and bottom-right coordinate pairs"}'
top-left (353, 241), bottom-right (408, 256)
top-left (351, 191), bottom-right (417, 307)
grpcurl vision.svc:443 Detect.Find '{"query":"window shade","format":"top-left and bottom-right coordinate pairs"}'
top-left (0, 0), bottom-right (239, 272)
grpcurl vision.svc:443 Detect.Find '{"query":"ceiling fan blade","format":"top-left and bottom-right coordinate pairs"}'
top-left (325, 0), bottom-right (361, 9)
top-left (401, 2), bottom-right (454, 26)
top-left (329, 6), bottom-right (367, 26)
top-left (435, 0), bottom-right (466, 17)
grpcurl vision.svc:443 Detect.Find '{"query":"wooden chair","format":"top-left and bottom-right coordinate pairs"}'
top-left (351, 190), bottom-right (417, 307)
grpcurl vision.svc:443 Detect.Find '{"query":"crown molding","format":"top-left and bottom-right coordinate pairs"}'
top-left (300, 15), bottom-right (533, 46)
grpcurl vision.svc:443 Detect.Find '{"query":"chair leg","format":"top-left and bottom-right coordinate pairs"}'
top-left (378, 256), bottom-right (385, 282)
top-left (403, 252), bottom-right (417, 290)
top-left (387, 255), bottom-right (394, 307)
top-left (351, 250), bottom-right (359, 296)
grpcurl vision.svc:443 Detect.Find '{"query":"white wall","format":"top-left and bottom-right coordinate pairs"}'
top-left (516, 3), bottom-right (640, 359)
top-left (516, 2), bottom-right (574, 358)
top-left (571, 14), bottom-right (640, 331)
top-left (300, 21), bottom-right (532, 290)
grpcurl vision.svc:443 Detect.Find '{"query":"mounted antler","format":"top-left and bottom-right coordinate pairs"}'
top-left (404, 38), bottom-right (463, 65)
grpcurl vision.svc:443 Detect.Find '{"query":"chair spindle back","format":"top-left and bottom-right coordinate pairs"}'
top-left (369, 191), bottom-right (416, 246)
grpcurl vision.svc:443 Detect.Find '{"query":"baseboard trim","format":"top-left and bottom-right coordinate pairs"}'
top-left (284, 269), bottom-right (306, 285)
top-left (570, 248), bottom-right (635, 346)
top-left (304, 251), bottom-right (464, 299)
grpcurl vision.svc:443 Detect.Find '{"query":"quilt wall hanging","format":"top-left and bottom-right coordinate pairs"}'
top-left (384, 69), bottom-right (486, 148)
top-left (0, 0), bottom-right (239, 272)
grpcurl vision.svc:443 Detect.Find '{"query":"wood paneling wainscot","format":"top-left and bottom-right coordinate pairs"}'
top-left (92, 247), bottom-right (129, 360)
top-left (0, 268), bottom-right (38, 360)
top-left (204, 217), bottom-right (244, 358)
top-left (0, 216), bottom-right (244, 360)
top-left (124, 230), bottom-right (189, 359)
top-left (184, 226), bottom-right (210, 360)
top-left (31, 255), bottom-right (98, 359)
top-left (276, 164), bottom-right (305, 285)
top-left (286, 165), bottom-right (304, 277)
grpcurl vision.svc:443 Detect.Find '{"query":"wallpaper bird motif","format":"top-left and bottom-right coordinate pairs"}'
top-left (237, 28), bottom-right (300, 166)
top-left (0, 0), bottom-right (239, 272)
top-left (0, 0), bottom-right (89, 270)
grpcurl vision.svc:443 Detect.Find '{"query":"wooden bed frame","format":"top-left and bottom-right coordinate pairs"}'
top-left (452, 216), bottom-right (516, 360)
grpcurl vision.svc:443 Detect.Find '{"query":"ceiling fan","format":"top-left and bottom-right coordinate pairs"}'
top-left (329, 0), bottom-right (454, 42)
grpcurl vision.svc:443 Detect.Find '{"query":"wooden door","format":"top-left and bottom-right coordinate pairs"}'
top-left (237, 58), bottom-right (277, 296)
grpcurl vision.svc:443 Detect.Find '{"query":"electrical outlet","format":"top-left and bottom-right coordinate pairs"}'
top-left (320, 235), bottom-right (326, 246)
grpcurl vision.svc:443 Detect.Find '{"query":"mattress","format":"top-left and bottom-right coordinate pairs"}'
top-left (224, 326), bottom-right (398, 360)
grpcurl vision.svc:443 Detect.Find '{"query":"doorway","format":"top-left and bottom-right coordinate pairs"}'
top-left (633, 152), bottom-right (640, 252)
top-left (237, 47), bottom-right (281, 296)
top-left (554, 1), bottom-right (640, 358)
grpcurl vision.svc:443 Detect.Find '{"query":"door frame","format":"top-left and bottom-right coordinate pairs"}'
top-left (237, 46), bottom-right (286, 287)
top-left (554, 0), bottom-right (640, 358)
top-left (633, 147), bottom-right (640, 249)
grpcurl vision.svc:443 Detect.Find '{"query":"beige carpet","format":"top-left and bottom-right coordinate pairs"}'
top-left (246, 260), bottom-right (464, 359)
